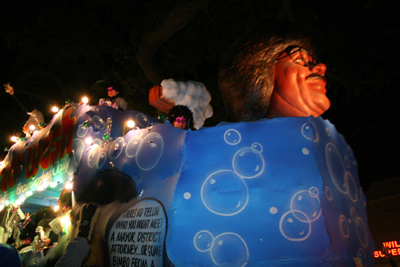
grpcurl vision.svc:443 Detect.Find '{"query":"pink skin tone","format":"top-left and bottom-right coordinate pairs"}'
top-left (268, 49), bottom-right (330, 119)
top-left (173, 117), bottom-right (187, 129)
top-left (108, 89), bottom-right (117, 98)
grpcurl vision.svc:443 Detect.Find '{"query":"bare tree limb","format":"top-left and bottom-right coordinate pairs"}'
top-left (136, 0), bottom-right (212, 85)
top-left (277, 0), bottom-right (294, 22)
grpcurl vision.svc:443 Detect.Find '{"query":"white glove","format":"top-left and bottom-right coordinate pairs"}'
top-left (16, 207), bottom-right (26, 220)
top-left (35, 226), bottom-right (47, 242)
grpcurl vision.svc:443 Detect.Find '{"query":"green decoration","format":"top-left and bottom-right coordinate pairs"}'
top-left (103, 134), bottom-right (110, 140)
top-left (158, 114), bottom-right (166, 122)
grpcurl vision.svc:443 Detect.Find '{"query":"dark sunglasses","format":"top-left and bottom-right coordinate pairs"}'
top-left (276, 46), bottom-right (319, 68)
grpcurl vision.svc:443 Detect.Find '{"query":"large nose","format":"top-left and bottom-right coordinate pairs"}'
top-left (310, 63), bottom-right (327, 76)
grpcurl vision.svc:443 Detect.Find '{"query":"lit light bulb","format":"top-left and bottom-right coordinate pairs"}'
top-left (29, 125), bottom-right (36, 131)
top-left (82, 96), bottom-right (89, 104)
top-left (127, 120), bottom-right (135, 128)
top-left (15, 199), bottom-right (22, 206)
top-left (52, 106), bottom-right (59, 113)
top-left (50, 182), bottom-right (57, 188)
top-left (65, 181), bottom-right (73, 190)
top-left (26, 191), bottom-right (33, 197)
top-left (53, 205), bottom-right (59, 212)
top-left (11, 136), bottom-right (19, 142)
top-left (37, 185), bottom-right (44, 191)
top-left (85, 137), bottom-right (93, 145)
top-left (5, 200), bottom-right (10, 205)
top-left (60, 213), bottom-right (71, 233)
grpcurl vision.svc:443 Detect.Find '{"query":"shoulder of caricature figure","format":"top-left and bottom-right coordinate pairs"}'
top-left (164, 119), bottom-right (173, 127)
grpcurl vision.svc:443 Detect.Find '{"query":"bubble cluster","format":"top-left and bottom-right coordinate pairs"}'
top-left (325, 127), bottom-right (331, 136)
top-left (201, 170), bottom-right (248, 216)
top-left (325, 142), bottom-right (360, 203)
top-left (194, 231), bottom-right (213, 252)
top-left (355, 218), bottom-right (368, 248)
top-left (233, 145), bottom-right (265, 179)
top-left (136, 133), bottom-right (164, 170)
top-left (324, 186), bottom-right (333, 201)
top-left (279, 188), bottom-right (321, 241)
top-left (92, 116), bottom-right (105, 134)
top-left (135, 113), bottom-right (150, 128)
top-left (87, 145), bottom-right (102, 168)
top-left (290, 190), bottom-right (321, 222)
top-left (339, 215), bottom-right (350, 238)
top-left (350, 208), bottom-right (369, 248)
top-left (125, 135), bottom-right (142, 158)
top-left (68, 139), bottom-right (84, 174)
top-left (355, 248), bottom-right (367, 266)
top-left (201, 132), bottom-right (265, 217)
top-left (194, 231), bottom-right (249, 267)
top-left (224, 129), bottom-right (241, 145)
top-left (251, 143), bottom-right (263, 154)
top-left (77, 124), bottom-right (89, 138)
top-left (97, 152), bottom-right (106, 169)
top-left (301, 122), bottom-right (314, 140)
top-left (109, 137), bottom-right (125, 160)
top-left (280, 210), bottom-right (311, 241)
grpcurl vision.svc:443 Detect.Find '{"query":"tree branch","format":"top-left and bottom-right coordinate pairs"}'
top-left (136, 0), bottom-right (212, 85)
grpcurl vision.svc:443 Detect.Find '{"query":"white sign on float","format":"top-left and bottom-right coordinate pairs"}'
top-left (108, 199), bottom-right (166, 267)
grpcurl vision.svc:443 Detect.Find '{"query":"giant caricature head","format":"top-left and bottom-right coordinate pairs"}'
top-left (218, 21), bottom-right (330, 121)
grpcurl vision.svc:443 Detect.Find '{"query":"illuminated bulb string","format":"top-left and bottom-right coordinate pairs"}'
top-left (103, 117), bottom-right (113, 146)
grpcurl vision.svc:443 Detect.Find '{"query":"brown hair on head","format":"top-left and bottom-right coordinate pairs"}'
top-left (218, 21), bottom-right (315, 122)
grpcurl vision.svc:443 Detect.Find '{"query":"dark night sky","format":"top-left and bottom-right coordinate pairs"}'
top-left (0, 0), bottom-right (399, 191)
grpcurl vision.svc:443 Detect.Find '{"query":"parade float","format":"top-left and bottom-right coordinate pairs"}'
top-left (0, 23), bottom-right (375, 266)
top-left (0, 81), bottom-right (374, 266)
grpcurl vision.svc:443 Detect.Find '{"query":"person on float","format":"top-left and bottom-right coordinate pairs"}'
top-left (98, 82), bottom-right (128, 111)
top-left (0, 203), bottom-right (26, 245)
top-left (56, 189), bottom-right (73, 217)
top-left (160, 79), bottom-right (213, 130)
top-left (32, 219), bottom-right (59, 252)
top-left (218, 21), bottom-right (330, 121)
top-left (46, 189), bottom-right (73, 242)
top-left (167, 105), bottom-right (195, 130)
